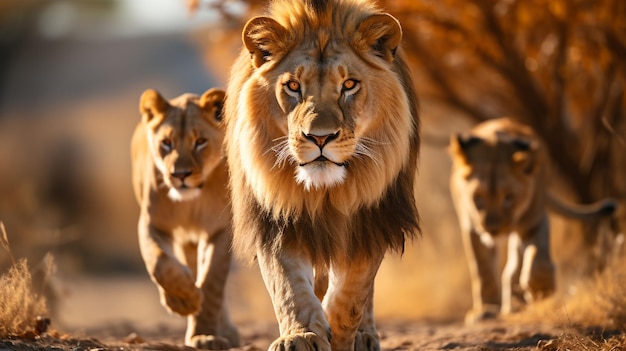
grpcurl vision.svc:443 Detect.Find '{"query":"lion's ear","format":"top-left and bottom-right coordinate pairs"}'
top-left (355, 13), bottom-right (402, 62)
top-left (243, 16), bottom-right (290, 68)
top-left (200, 88), bottom-right (226, 122)
top-left (140, 89), bottom-right (169, 124)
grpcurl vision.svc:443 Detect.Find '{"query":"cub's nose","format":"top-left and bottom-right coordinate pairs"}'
top-left (303, 131), bottom-right (340, 148)
top-left (171, 170), bottom-right (192, 180)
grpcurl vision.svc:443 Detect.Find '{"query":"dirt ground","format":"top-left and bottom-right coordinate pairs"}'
top-left (0, 320), bottom-right (567, 351)
top-left (0, 276), bottom-right (591, 351)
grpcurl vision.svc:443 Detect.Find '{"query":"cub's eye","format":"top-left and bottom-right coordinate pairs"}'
top-left (160, 138), bottom-right (172, 151)
top-left (473, 194), bottom-right (485, 210)
top-left (503, 193), bottom-right (514, 208)
top-left (342, 79), bottom-right (360, 96)
top-left (195, 137), bottom-right (208, 150)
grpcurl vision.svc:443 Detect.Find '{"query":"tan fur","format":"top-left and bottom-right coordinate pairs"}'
top-left (224, 0), bottom-right (420, 349)
top-left (131, 88), bottom-right (239, 349)
top-left (449, 117), bottom-right (616, 324)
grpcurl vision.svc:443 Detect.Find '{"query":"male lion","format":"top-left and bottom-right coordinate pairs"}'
top-left (223, 0), bottom-right (420, 350)
top-left (131, 88), bottom-right (239, 349)
top-left (449, 117), bottom-right (616, 324)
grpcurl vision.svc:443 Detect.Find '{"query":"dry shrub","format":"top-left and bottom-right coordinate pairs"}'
top-left (517, 252), bottom-right (626, 350)
top-left (0, 222), bottom-right (49, 337)
top-left (560, 254), bottom-right (626, 329)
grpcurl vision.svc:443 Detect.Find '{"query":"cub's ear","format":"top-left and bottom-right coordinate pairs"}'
top-left (354, 13), bottom-right (402, 62)
top-left (449, 133), bottom-right (482, 156)
top-left (140, 89), bottom-right (169, 124)
top-left (243, 16), bottom-right (290, 68)
top-left (200, 88), bottom-right (226, 122)
top-left (511, 138), bottom-right (540, 175)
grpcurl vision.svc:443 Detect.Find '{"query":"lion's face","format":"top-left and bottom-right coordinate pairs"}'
top-left (450, 131), bottom-right (540, 236)
top-left (140, 89), bottom-right (225, 201)
top-left (234, 11), bottom-right (415, 202)
top-left (273, 47), bottom-right (378, 190)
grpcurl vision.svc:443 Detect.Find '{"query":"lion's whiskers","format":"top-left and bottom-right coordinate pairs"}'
top-left (269, 137), bottom-right (294, 170)
top-left (355, 138), bottom-right (383, 168)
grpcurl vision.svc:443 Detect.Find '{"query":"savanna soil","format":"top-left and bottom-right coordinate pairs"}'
top-left (0, 318), bottom-right (566, 351)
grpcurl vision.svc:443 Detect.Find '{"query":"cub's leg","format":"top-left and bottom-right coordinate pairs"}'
top-left (185, 230), bottom-right (239, 349)
top-left (138, 220), bottom-right (202, 316)
top-left (519, 217), bottom-right (555, 304)
top-left (461, 228), bottom-right (501, 324)
top-left (501, 233), bottom-right (521, 314)
top-left (257, 248), bottom-right (332, 351)
top-left (323, 256), bottom-right (383, 351)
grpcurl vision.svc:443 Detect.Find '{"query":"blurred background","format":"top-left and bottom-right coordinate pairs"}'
top-left (0, 0), bottom-right (624, 341)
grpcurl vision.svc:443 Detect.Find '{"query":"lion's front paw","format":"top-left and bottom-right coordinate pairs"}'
top-left (269, 332), bottom-right (331, 351)
top-left (354, 331), bottom-right (380, 351)
top-left (158, 285), bottom-right (203, 316)
top-left (186, 334), bottom-right (232, 350)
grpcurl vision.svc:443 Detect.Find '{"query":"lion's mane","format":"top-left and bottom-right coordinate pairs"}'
top-left (224, 0), bottom-right (421, 264)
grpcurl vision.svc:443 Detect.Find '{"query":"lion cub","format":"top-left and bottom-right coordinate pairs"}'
top-left (449, 117), bottom-right (615, 324)
top-left (131, 88), bottom-right (239, 349)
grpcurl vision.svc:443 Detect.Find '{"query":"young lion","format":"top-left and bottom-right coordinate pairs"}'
top-left (224, 0), bottom-right (420, 350)
top-left (131, 88), bottom-right (239, 349)
top-left (449, 117), bottom-right (616, 324)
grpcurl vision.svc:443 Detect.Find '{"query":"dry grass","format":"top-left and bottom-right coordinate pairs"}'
top-left (0, 222), bottom-right (49, 337)
top-left (516, 252), bottom-right (626, 350)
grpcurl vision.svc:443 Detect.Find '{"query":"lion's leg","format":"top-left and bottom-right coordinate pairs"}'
top-left (519, 217), bottom-right (555, 303)
top-left (462, 228), bottom-right (501, 324)
top-left (257, 247), bottom-right (331, 351)
top-left (354, 283), bottom-right (379, 351)
top-left (185, 230), bottom-right (239, 349)
top-left (501, 233), bottom-right (521, 315)
top-left (138, 219), bottom-right (202, 316)
top-left (323, 255), bottom-right (383, 351)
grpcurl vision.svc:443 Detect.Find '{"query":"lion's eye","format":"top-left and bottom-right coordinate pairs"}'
top-left (161, 138), bottom-right (173, 151)
top-left (284, 80), bottom-right (301, 99)
top-left (287, 81), bottom-right (300, 92)
top-left (195, 137), bottom-right (208, 150)
top-left (342, 79), bottom-right (360, 96)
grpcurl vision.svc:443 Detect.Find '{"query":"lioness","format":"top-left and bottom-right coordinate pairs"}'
top-left (223, 0), bottom-right (420, 350)
top-left (131, 88), bottom-right (239, 349)
top-left (449, 117), bottom-right (616, 324)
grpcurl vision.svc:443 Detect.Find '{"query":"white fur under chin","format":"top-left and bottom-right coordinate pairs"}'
top-left (295, 163), bottom-right (346, 191)
top-left (168, 187), bottom-right (201, 202)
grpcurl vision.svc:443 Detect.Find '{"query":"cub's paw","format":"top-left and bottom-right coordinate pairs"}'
top-left (269, 332), bottom-right (331, 351)
top-left (158, 284), bottom-right (203, 316)
top-left (354, 331), bottom-right (380, 351)
top-left (464, 305), bottom-right (499, 325)
top-left (220, 324), bottom-right (241, 347)
top-left (186, 334), bottom-right (232, 350)
top-left (153, 257), bottom-right (202, 315)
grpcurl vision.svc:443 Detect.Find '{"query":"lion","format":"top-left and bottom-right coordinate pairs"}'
top-left (449, 117), bottom-right (616, 324)
top-left (131, 88), bottom-right (239, 349)
top-left (223, 0), bottom-right (420, 350)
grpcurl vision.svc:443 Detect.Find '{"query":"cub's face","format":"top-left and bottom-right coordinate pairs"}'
top-left (242, 14), bottom-right (412, 191)
top-left (450, 134), bottom-right (539, 236)
top-left (140, 88), bottom-right (225, 201)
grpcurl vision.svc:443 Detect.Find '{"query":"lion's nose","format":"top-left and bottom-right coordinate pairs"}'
top-left (303, 131), bottom-right (340, 148)
top-left (171, 170), bottom-right (192, 180)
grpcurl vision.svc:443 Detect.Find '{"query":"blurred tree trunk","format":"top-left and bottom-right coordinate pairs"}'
top-left (380, 0), bottom-right (626, 272)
